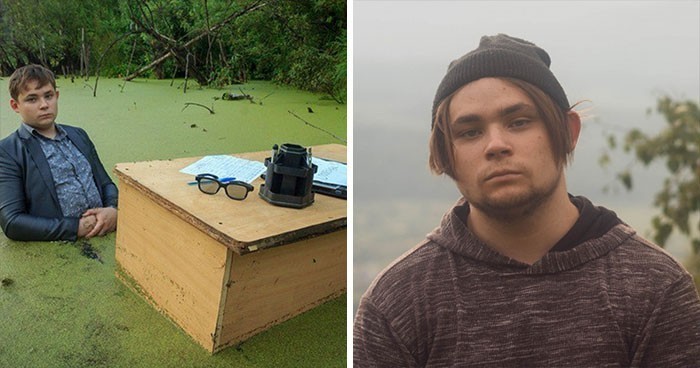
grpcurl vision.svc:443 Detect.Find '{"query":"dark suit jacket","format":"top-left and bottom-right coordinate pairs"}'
top-left (0, 124), bottom-right (118, 241)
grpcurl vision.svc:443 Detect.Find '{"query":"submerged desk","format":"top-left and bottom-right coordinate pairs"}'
top-left (114, 144), bottom-right (346, 353)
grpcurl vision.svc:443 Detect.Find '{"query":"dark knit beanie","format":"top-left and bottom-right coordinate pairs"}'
top-left (432, 34), bottom-right (569, 128)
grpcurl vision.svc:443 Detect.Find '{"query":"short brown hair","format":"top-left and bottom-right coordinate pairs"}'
top-left (429, 77), bottom-right (574, 178)
top-left (8, 64), bottom-right (56, 100)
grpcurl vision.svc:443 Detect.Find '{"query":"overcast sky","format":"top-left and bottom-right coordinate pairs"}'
top-left (354, 1), bottom-right (700, 132)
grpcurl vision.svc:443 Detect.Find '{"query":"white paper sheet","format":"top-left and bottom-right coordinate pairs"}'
top-left (312, 157), bottom-right (347, 187)
top-left (179, 155), bottom-right (266, 184)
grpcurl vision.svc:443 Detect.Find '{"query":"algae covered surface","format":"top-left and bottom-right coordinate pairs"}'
top-left (0, 78), bottom-right (347, 367)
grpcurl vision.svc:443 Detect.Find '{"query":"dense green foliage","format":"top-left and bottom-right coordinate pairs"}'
top-left (602, 97), bottom-right (700, 254)
top-left (0, 0), bottom-right (346, 101)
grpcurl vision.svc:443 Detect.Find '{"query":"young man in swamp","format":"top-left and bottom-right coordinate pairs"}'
top-left (0, 64), bottom-right (117, 241)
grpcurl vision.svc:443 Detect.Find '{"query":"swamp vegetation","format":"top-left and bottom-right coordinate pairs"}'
top-left (0, 0), bottom-right (346, 102)
top-left (1, 0), bottom-right (349, 365)
top-left (0, 76), bottom-right (346, 366)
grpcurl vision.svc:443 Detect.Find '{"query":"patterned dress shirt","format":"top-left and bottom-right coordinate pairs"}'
top-left (23, 124), bottom-right (103, 218)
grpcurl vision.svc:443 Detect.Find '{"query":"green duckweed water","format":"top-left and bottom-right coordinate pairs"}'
top-left (0, 78), bottom-right (346, 367)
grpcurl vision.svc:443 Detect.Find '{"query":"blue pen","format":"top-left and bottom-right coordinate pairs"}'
top-left (187, 176), bottom-right (236, 185)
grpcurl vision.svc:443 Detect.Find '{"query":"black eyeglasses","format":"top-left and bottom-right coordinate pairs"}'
top-left (195, 174), bottom-right (254, 200)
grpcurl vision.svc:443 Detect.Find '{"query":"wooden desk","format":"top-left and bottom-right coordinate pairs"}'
top-left (114, 144), bottom-right (346, 353)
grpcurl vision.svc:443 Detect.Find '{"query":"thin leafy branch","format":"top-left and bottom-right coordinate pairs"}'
top-left (600, 97), bottom-right (700, 252)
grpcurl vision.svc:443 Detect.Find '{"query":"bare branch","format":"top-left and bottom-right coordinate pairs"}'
top-left (288, 110), bottom-right (346, 144)
top-left (92, 31), bottom-right (139, 97)
top-left (183, 102), bottom-right (215, 114)
top-left (124, 1), bottom-right (267, 82)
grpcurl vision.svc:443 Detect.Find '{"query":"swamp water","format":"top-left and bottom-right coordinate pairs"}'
top-left (0, 78), bottom-right (346, 367)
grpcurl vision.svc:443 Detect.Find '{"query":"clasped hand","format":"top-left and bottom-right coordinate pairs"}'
top-left (78, 207), bottom-right (118, 238)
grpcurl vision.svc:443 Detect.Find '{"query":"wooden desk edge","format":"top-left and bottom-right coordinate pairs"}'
top-left (114, 166), bottom-right (347, 255)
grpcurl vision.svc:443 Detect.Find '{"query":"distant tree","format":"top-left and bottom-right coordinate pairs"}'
top-left (120, 0), bottom-right (346, 100)
top-left (602, 97), bottom-right (700, 254)
top-left (0, 0), bottom-right (122, 76)
top-left (0, 0), bottom-right (347, 101)
top-left (223, 0), bottom-right (346, 101)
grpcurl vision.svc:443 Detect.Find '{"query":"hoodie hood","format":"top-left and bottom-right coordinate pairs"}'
top-left (426, 197), bottom-right (636, 274)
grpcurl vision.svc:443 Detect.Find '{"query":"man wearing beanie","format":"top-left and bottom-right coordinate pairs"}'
top-left (353, 34), bottom-right (700, 367)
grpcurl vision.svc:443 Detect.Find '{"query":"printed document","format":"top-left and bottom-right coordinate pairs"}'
top-left (180, 155), bottom-right (266, 183)
top-left (312, 157), bottom-right (347, 187)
